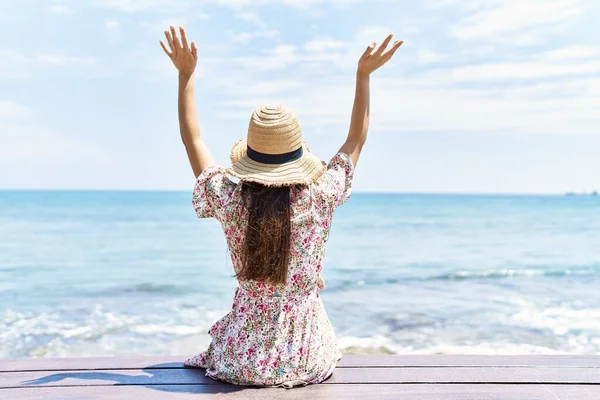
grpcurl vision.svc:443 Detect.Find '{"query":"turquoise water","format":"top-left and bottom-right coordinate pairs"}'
top-left (1, 191), bottom-right (599, 358)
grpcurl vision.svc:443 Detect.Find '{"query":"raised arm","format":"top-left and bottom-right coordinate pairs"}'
top-left (338, 34), bottom-right (403, 167)
top-left (160, 26), bottom-right (215, 178)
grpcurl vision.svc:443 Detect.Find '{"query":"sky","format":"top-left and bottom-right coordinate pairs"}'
top-left (0, 0), bottom-right (599, 193)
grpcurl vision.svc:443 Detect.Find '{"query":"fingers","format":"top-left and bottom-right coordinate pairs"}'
top-left (179, 26), bottom-right (189, 50)
top-left (170, 25), bottom-right (182, 50)
top-left (159, 40), bottom-right (172, 58)
top-left (382, 40), bottom-right (404, 58)
top-left (164, 30), bottom-right (176, 55)
top-left (375, 33), bottom-right (394, 56)
top-left (191, 41), bottom-right (198, 60)
top-left (362, 42), bottom-right (377, 59)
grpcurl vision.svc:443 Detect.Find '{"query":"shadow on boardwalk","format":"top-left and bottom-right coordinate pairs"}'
top-left (19, 362), bottom-right (256, 395)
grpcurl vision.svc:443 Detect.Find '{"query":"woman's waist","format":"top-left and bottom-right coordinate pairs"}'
top-left (234, 284), bottom-right (320, 303)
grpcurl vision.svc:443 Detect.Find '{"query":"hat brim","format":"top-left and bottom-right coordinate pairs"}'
top-left (227, 138), bottom-right (326, 187)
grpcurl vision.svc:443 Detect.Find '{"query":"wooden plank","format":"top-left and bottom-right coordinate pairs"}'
top-left (1, 384), bottom-right (595, 400)
top-left (549, 385), bottom-right (600, 400)
top-left (3, 355), bottom-right (600, 372)
top-left (336, 355), bottom-right (600, 368)
top-left (325, 366), bottom-right (600, 384)
top-left (0, 356), bottom-right (185, 372)
top-left (2, 366), bottom-right (599, 388)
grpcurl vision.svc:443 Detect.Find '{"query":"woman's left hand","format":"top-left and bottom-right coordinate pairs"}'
top-left (160, 25), bottom-right (198, 76)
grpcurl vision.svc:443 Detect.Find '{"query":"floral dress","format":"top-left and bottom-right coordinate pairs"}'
top-left (183, 152), bottom-right (354, 388)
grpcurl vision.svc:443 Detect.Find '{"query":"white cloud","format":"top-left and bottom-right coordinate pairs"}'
top-left (543, 45), bottom-right (600, 60)
top-left (439, 60), bottom-right (600, 82)
top-left (435, 0), bottom-right (585, 43)
top-left (205, 21), bottom-right (599, 136)
top-left (236, 44), bottom-right (299, 71)
top-left (94, 0), bottom-right (354, 12)
top-left (47, 3), bottom-right (74, 14)
top-left (0, 51), bottom-right (98, 78)
top-left (214, 78), bottom-right (305, 97)
top-left (0, 101), bottom-right (31, 120)
top-left (416, 49), bottom-right (445, 65)
top-left (218, 76), bottom-right (600, 135)
top-left (139, 17), bottom-right (188, 33)
top-left (93, 0), bottom-right (189, 13)
top-left (303, 38), bottom-right (345, 52)
top-left (104, 19), bottom-right (121, 29)
top-left (354, 26), bottom-right (394, 44)
top-left (0, 124), bottom-right (111, 186)
top-left (0, 105), bottom-right (109, 185)
top-left (228, 32), bottom-right (253, 45)
top-left (39, 54), bottom-right (95, 67)
top-left (234, 11), bottom-right (265, 27)
top-left (227, 29), bottom-right (280, 45)
top-left (0, 51), bottom-right (30, 78)
top-left (216, 0), bottom-right (357, 8)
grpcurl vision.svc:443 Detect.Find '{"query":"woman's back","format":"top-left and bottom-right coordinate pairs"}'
top-left (184, 153), bottom-right (354, 386)
top-left (194, 152), bottom-right (353, 295)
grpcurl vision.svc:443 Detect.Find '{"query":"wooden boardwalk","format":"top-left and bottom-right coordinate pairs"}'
top-left (1, 355), bottom-right (599, 399)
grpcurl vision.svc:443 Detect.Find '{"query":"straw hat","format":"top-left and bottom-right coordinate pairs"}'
top-left (227, 104), bottom-right (326, 187)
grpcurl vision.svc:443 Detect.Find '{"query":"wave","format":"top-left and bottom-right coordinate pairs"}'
top-left (424, 268), bottom-right (589, 281)
top-left (335, 335), bottom-right (591, 355)
top-left (3, 303), bottom-right (600, 359)
top-left (99, 282), bottom-right (191, 296)
top-left (512, 306), bottom-right (600, 336)
top-left (0, 304), bottom-right (215, 359)
top-left (326, 265), bottom-right (598, 291)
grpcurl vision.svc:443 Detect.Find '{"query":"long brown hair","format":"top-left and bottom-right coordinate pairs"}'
top-left (236, 182), bottom-right (292, 285)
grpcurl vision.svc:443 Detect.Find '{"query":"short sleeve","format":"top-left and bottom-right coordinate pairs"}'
top-left (314, 152), bottom-right (355, 212)
top-left (192, 165), bottom-right (236, 221)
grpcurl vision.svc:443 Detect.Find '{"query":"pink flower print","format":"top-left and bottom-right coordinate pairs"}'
top-left (258, 359), bottom-right (267, 372)
top-left (283, 304), bottom-right (293, 313)
top-left (239, 306), bottom-right (246, 313)
top-left (290, 248), bottom-right (300, 260)
top-left (245, 347), bottom-right (256, 358)
top-left (227, 336), bottom-right (234, 346)
top-left (297, 347), bottom-right (306, 357)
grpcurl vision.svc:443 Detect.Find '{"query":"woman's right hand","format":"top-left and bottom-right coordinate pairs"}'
top-left (357, 34), bottom-right (403, 76)
top-left (160, 25), bottom-right (198, 77)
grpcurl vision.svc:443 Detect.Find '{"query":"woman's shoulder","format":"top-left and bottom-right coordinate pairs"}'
top-left (309, 152), bottom-right (355, 211)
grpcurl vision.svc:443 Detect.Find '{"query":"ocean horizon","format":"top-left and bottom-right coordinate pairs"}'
top-left (1, 190), bottom-right (599, 359)
top-left (2, 189), bottom-right (595, 195)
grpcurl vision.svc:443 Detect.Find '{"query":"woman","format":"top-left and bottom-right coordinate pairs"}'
top-left (160, 26), bottom-right (403, 388)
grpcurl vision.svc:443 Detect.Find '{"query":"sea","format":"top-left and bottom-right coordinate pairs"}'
top-left (1, 191), bottom-right (599, 359)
